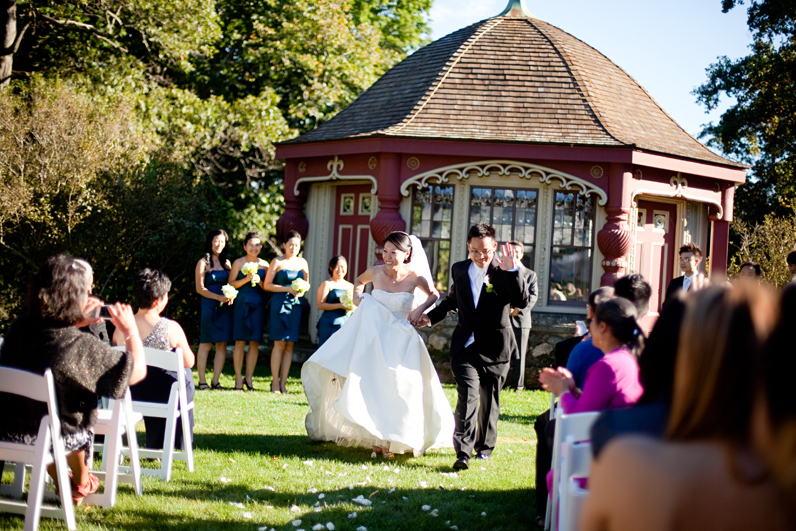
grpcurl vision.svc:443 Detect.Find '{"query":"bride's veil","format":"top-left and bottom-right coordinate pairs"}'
top-left (406, 234), bottom-right (435, 311)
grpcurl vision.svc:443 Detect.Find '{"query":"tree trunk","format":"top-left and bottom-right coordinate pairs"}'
top-left (0, 1), bottom-right (18, 88)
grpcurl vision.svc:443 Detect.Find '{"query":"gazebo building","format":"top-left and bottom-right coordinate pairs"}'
top-left (275, 0), bottom-right (746, 357)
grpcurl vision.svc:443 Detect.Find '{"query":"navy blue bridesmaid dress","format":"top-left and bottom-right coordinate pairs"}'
top-left (269, 269), bottom-right (303, 343)
top-left (317, 288), bottom-right (349, 347)
top-left (232, 266), bottom-right (267, 341)
top-left (199, 269), bottom-right (234, 344)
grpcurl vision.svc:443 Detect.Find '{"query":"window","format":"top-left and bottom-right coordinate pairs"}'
top-left (411, 185), bottom-right (454, 291)
top-left (549, 192), bottom-right (595, 305)
top-left (468, 187), bottom-right (538, 269)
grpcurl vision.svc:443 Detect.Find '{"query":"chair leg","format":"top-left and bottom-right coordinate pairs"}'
top-left (23, 434), bottom-right (50, 531)
top-left (161, 414), bottom-right (179, 482)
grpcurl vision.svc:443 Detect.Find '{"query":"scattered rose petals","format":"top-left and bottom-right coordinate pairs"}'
top-left (271, 457), bottom-right (279, 461)
top-left (451, 526), bottom-right (459, 530)
top-left (393, 468), bottom-right (400, 474)
top-left (371, 452), bottom-right (377, 458)
top-left (229, 458), bottom-right (236, 463)
top-left (313, 507), bottom-right (322, 513)
top-left (361, 464), bottom-right (368, 470)
top-left (283, 464), bottom-right (288, 469)
top-left (228, 502), bottom-right (245, 508)
top-left (481, 512), bottom-right (487, 516)
top-left (431, 509), bottom-right (439, 517)
top-left (303, 460), bottom-right (314, 466)
top-left (402, 496), bottom-right (408, 500)
top-left (242, 512), bottom-right (252, 519)
top-left (290, 505), bottom-right (301, 513)
top-left (312, 525), bottom-right (324, 531)
top-left (422, 505), bottom-right (431, 511)
top-left (352, 495), bottom-right (372, 506)
top-left (263, 485), bottom-right (275, 492)
top-left (219, 476), bottom-right (231, 483)
top-left (348, 512), bottom-right (357, 519)
top-left (308, 487), bottom-right (318, 493)
top-left (324, 470), bottom-right (333, 475)
top-left (348, 485), bottom-right (354, 490)
top-left (388, 488), bottom-right (395, 493)
top-left (357, 527), bottom-right (367, 531)
top-left (292, 520), bottom-right (302, 526)
top-left (318, 493), bottom-right (325, 499)
top-left (441, 472), bottom-right (458, 478)
top-left (383, 465), bottom-right (389, 471)
top-left (326, 523), bottom-right (335, 530)
top-left (480, 467), bottom-right (486, 470)
top-left (246, 495), bottom-right (252, 501)
top-left (419, 481), bottom-right (428, 488)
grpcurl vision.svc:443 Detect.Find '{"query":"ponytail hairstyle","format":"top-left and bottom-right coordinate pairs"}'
top-left (384, 231), bottom-right (413, 263)
top-left (592, 297), bottom-right (644, 358)
top-left (203, 229), bottom-right (230, 271)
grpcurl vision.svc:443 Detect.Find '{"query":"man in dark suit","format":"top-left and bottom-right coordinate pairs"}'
top-left (415, 223), bottom-right (531, 471)
top-left (506, 240), bottom-right (538, 391)
top-left (665, 242), bottom-right (703, 301)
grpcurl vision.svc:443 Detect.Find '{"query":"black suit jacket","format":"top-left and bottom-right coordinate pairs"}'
top-left (664, 276), bottom-right (685, 302)
top-left (510, 265), bottom-right (538, 330)
top-left (427, 259), bottom-right (531, 365)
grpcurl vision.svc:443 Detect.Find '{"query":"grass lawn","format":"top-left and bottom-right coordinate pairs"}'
top-left (1, 363), bottom-right (549, 531)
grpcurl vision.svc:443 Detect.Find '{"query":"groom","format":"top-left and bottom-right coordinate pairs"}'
top-left (414, 223), bottom-right (531, 470)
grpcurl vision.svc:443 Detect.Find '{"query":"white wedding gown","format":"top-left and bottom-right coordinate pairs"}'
top-left (301, 289), bottom-right (455, 456)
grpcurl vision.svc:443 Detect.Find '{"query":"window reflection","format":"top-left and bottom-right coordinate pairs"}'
top-left (411, 185), bottom-right (454, 291)
top-left (468, 186), bottom-right (538, 269)
top-left (549, 192), bottom-right (595, 305)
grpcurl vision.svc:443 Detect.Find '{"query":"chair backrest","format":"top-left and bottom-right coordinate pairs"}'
top-left (142, 347), bottom-right (184, 373)
top-left (0, 367), bottom-right (61, 440)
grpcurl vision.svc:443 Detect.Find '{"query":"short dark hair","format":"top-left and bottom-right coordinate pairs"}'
top-left (283, 230), bottom-right (302, 244)
top-left (587, 286), bottom-right (614, 310)
top-left (133, 268), bottom-right (171, 309)
top-left (244, 231), bottom-right (260, 246)
top-left (679, 242), bottom-right (702, 258)
top-left (739, 261), bottom-right (761, 277)
top-left (467, 223), bottom-right (496, 242)
top-left (614, 273), bottom-right (652, 317)
top-left (328, 255), bottom-right (347, 276)
top-left (787, 251), bottom-right (796, 266)
top-left (384, 231), bottom-right (412, 263)
top-left (25, 254), bottom-right (91, 324)
top-left (508, 240), bottom-right (524, 250)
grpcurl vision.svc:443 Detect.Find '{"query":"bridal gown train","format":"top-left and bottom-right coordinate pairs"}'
top-left (302, 289), bottom-right (455, 456)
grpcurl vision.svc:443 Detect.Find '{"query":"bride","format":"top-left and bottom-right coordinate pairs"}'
top-left (301, 231), bottom-right (455, 457)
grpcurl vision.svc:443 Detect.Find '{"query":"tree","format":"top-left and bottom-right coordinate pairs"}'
top-left (695, 0), bottom-right (795, 224)
top-left (729, 212), bottom-right (796, 287)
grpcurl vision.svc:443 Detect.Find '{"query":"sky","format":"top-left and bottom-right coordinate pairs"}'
top-left (426, 0), bottom-right (753, 141)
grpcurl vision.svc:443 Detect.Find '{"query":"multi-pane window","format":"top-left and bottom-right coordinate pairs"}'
top-left (411, 185), bottom-right (454, 291)
top-left (468, 187), bottom-right (538, 269)
top-left (549, 192), bottom-right (595, 305)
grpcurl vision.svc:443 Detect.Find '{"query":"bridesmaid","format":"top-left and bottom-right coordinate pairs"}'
top-left (230, 231), bottom-right (269, 390)
top-left (195, 229), bottom-right (234, 390)
top-left (316, 255), bottom-right (353, 347)
top-left (263, 230), bottom-right (309, 394)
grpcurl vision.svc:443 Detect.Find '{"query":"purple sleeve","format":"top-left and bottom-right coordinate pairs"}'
top-left (561, 360), bottom-right (617, 414)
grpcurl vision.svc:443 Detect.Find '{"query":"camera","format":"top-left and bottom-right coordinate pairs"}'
top-left (92, 305), bottom-right (113, 320)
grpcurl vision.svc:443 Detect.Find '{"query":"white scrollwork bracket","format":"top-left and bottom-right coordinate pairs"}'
top-left (294, 156), bottom-right (378, 196)
top-left (632, 173), bottom-right (724, 219)
top-left (399, 159), bottom-right (608, 206)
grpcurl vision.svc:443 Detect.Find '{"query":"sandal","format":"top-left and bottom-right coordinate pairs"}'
top-left (197, 382), bottom-right (210, 390)
top-left (72, 473), bottom-right (100, 506)
top-left (211, 380), bottom-right (223, 390)
top-left (271, 381), bottom-right (282, 394)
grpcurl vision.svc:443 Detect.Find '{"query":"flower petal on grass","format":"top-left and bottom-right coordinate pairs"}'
top-left (451, 526), bottom-right (459, 530)
top-left (326, 523), bottom-right (335, 530)
top-left (352, 495), bottom-right (372, 506)
top-left (228, 502), bottom-right (245, 508)
top-left (303, 460), bottom-right (314, 466)
top-left (348, 512), bottom-right (357, 518)
top-left (361, 464), bottom-right (368, 470)
top-left (243, 512), bottom-right (252, 519)
top-left (313, 507), bottom-right (322, 513)
top-left (371, 452), bottom-right (377, 458)
top-left (431, 509), bottom-right (439, 517)
top-left (421, 505), bottom-right (431, 511)
top-left (290, 505), bottom-right (301, 513)
top-left (383, 465), bottom-right (390, 471)
top-left (318, 493), bottom-right (325, 499)
top-left (419, 481), bottom-right (428, 488)
top-left (292, 519), bottom-right (302, 526)
top-left (219, 476), bottom-right (231, 483)
top-left (357, 527), bottom-right (368, 531)
top-left (393, 468), bottom-right (400, 474)
top-left (388, 488), bottom-right (395, 493)
top-left (263, 485), bottom-right (275, 491)
top-left (312, 525), bottom-right (324, 531)
top-left (481, 512), bottom-right (487, 516)
top-left (308, 487), bottom-right (318, 493)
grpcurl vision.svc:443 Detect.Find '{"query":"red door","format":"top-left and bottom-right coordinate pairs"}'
top-left (633, 200), bottom-right (677, 324)
top-left (333, 185), bottom-right (373, 279)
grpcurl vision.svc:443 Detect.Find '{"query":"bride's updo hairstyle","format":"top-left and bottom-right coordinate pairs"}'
top-left (593, 297), bottom-right (644, 358)
top-left (384, 231), bottom-right (412, 263)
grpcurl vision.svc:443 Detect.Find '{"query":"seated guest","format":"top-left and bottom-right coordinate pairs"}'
top-left (581, 285), bottom-right (790, 531)
top-left (565, 287), bottom-right (615, 388)
top-left (754, 284), bottom-right (796, 512)
top-left (113, 268), bottom-right (195, 451)
top-left (0, 255), bottom-right (146, 505)
top-left (591, 295), bottom-right (686, 458)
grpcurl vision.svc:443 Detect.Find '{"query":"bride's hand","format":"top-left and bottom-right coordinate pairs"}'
top-left (411, 313), bottom-right (431, 328)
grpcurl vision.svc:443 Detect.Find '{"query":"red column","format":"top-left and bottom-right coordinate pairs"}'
top-left (596, 166), bottom-right (633, 287)
top-left (276, 162), bottom-right (309, 242)
top-left (708, 183), bottom-right (735, 279)
top-left (369, 153), bottom-right (406, 261)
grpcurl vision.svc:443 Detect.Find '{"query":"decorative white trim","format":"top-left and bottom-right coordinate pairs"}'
top-left (294, 156), bottom-right (378, 196)
top-left (631, 173), bottom-right (724, 220)
top-left (399, 160), bottom-right (608, 206)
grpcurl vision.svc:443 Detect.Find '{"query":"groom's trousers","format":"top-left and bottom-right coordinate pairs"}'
top-left (451, 345), bottom-right (510, 459)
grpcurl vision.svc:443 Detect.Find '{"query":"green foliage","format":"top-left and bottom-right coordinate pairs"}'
top-left (728, 212), bottom-right (796, 287)
top-left (695, 0), bottom-right (796, 224)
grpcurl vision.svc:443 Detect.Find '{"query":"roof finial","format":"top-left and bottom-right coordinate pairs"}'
top-left (498, 0), bottom-right (534, 18)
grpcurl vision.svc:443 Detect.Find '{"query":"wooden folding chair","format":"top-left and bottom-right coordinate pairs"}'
top-left (547, 410), bottom-right (600, 531)
top-left (126, 347), bottom-right (194, 481)
top-left (0, 368), bottom-right (76, 530)
top-left (85, 387), bottom-right (144, 507)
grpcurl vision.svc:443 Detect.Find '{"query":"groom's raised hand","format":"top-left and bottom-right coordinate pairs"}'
top-left (412, 314), bottom-right (431, 328)
top-left (494, 242), bottom-right (519, 270)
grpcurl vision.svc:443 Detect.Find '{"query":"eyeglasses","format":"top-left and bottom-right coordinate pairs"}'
top-left (468, 248), bottom-right (494, 258)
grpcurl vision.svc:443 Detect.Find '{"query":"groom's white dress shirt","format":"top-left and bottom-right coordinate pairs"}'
top-left (682, 272), bottom-right (697, 292)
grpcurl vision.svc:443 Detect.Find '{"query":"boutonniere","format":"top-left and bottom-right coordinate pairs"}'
top-left (484, 275), bottom-right (497, 295)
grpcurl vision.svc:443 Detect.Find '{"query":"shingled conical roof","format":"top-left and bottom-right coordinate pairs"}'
top-left (286, 8), bottom-right (738, 167)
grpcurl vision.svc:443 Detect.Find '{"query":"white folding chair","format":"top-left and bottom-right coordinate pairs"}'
top-left (126, 347), bottom-right (194, 481)
top-left (543, 395), bottom-right (561, 530)
top-left (84, 387), bottom-right (144, 507)
top-left (558, 439), bottom-right (592, 531)
top-left (546, 410), bottom-right (600, 531)
top-left (0, 368), bottom-right (76, 530)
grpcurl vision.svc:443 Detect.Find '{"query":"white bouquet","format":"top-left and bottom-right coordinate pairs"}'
top-left (241, 262), bottom-right (260, 286)
top-left (220, 284), bottom-right (238, 306)
top-left (341, 287), bottom-right (356, 312)
top-left (291, 277), bottom-right (311, 297)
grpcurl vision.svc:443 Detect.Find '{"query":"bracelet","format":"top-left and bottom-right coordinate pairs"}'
top-left (125, 334), bottom-right (140, 342)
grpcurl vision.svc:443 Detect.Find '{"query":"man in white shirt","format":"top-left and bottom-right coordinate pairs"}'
top-left (665, 242), bottom-right (702, 301)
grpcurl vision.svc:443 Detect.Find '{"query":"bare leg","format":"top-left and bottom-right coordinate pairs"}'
top-left (245, 341), bottom-right (259, 387)
top-left (212, 342), bottom-right (227, 385)
top-left (280, 342), bottom-right (294, 393)
top-left (270, 341), bottom-right (286, 392)
top-left (196, 343), bottom-right (212, 385)
top-left (233, 340), bottom-right (246, 388)
top-left (47, 450), bottom-right (88, 487)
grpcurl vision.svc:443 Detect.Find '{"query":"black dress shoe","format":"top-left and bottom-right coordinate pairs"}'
top-left (453, 457), bottom-right (469, 471)
top-left (475, 453), bottom-right (490, 460)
